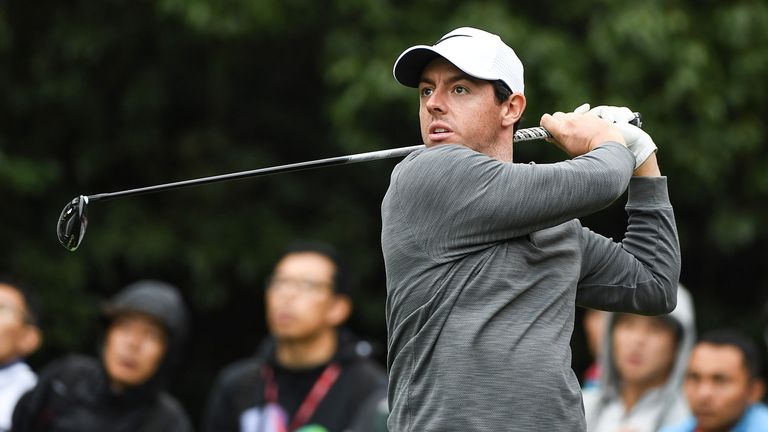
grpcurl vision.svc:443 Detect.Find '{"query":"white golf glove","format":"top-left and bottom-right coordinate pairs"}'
top-left (576, 103), bottom-right (657, 169)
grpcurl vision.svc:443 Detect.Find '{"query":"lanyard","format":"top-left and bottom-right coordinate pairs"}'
top-left (262, 362), bottom-right (342, 431)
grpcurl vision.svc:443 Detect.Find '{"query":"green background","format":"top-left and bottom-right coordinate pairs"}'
top-left (2, 0), bottom-right (767, 422)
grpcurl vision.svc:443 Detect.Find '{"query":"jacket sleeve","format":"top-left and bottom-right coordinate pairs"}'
top-left (576, 176), bottom-right (681, 314)
top-left (10, 389), bottom-right (36, 432)
top-left (10, 362), bottom-right (59, 432)
top-left (143, 394), bottom-right (194, 432)
top-left (390, 142), bottom-right (635, 260)
top-left (10, 355), bottom-right (91, 432)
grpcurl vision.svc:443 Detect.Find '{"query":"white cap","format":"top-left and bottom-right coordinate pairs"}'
top-left (393, 27), bottom-right (524, 94)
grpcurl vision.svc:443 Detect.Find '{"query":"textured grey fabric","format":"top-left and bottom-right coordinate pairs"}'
top-left (381, 142), bottom-right (680, 431)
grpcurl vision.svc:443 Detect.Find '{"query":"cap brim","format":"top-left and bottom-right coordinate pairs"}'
top-left (394, 44), bottom-right (506, 89)
top-left (393, 46), bottom-right (443, 88)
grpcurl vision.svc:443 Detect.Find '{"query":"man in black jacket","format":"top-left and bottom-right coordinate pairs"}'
top-left (11, 280), bottom-right (193, 432)
top-left (202, 241), bottom-right (387, 432)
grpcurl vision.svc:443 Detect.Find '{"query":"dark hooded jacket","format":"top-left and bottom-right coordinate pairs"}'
top-left (11, 280), bottom-right (193, 432)
top-left (202, 330), bottom-right (386, 432)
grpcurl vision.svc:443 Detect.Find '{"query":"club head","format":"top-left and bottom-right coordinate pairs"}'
top-left (57, 195), bottom-right (89, 251)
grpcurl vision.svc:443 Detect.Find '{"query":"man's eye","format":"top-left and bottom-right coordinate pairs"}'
top-left (421, 87), bottom-right (434, 97)
top-left (454, 86), bottom-right (468, 94)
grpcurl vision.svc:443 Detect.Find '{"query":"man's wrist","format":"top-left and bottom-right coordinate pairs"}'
top-left (589, 131), bottom-right (625, 152)
top-left (632, 153), bottom-right (661, 177)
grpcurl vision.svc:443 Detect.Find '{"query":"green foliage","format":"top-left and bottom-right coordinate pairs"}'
top-left (2, 0), bottom-right (767, 418)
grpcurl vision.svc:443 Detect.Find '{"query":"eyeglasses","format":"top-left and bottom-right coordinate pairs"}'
top-left (265, 276), bottom-right (333, 294)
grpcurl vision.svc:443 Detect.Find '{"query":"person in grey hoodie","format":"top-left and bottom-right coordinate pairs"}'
top-left (583, 285), bottom-right (695, 432)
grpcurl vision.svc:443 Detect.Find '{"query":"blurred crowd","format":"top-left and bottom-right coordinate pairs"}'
top-left (1, 242), bottom-right (387, 432)
top-left (580, 287), bottom-right (768, 431)
top-left (1, 245), bottom-right (767, 432)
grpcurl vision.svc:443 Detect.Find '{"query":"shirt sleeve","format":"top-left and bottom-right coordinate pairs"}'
top-left (576, 176), bottom-right (681, 314)
top-left (389, 142), bottom-right (635, 260)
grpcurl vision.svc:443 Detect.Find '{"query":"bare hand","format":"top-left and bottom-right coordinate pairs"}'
top-left (539, 111), bottom-right (625, 158)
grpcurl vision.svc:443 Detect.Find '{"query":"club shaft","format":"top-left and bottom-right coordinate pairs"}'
top-left (87, 145), bottom-right (424, 202)
top-left (85, 116), bottom-right (640, 203)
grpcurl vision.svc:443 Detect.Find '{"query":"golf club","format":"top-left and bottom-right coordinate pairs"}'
top-left (57, 114), bottom-right (642, 251)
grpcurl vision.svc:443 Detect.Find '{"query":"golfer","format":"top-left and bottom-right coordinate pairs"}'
top-left (381, 27), bottom-right (681, 431)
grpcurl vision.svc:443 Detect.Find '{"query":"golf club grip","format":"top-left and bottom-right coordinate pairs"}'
top-left (514, 111), bottom-right (643, 142)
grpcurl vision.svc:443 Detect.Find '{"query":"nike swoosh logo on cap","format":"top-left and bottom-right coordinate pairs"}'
top-left (434, 34), bottom-right (471, 45)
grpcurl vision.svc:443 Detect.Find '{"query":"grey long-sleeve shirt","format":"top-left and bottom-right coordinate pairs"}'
top-left (381, 142), bottom-right (680, 431)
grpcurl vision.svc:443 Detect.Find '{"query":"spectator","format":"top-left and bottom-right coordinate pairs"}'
top-left (583, 285), bottom-right (695, 432)
top-left (12, 280), bottom-right (193, 432)
top-left (661, 329), bottom-right (768, 432)
top-left (582, 308), bottom-right (609, 389)
top-left (202, 241), bottom-right (386, 432)
top-left (0, 277), bottom-right (42, 432)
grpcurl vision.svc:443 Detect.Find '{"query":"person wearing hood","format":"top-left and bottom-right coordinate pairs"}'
top-left (11, 280), bottom-right (193, 432)
top-left (202, 241), bottom-right (387, 432)
top-left (583, 285), bottom-right (695, 432)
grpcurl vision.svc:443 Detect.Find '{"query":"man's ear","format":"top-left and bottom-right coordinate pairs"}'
top-left (748, 377), bottom-right (765, 403)
top-left (501, 93), bottom-right (526, 128)
top-left (327, 294), bottom-right (352, 327)
top-left (17, 325), bottom-right (42, 357)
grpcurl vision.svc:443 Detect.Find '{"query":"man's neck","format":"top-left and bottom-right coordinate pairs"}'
top-left (620, 379), bottom-right (665, 412)
top-left (482, 141), bottom-right (513, 162)
top-left (276, 330), bottom-right (338, 369)
top-left (698, 415), bottom-right (746, 432)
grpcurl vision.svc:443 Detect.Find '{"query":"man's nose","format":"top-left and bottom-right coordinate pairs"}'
top-left (425, 88), bottom-right (447, 114)
top-left (127, 330), bottom-right (143, 346)
top-left (692, 382), bottom-right (715, 404)
top-left (120, 327), bottom-right (148, 349)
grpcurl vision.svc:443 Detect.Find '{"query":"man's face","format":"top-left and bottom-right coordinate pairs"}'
top-left (103, 312), bottom-right (167, 390)
top-left (266, 252), bottom-right (342, 342)
top-left (418, 58), bottom-right (507, 156)
top-left (684, 343), bottom-right (763, 432)
top-left (612, 314), bottom-right (678, 388)
top-left (0, 284), bottom-right (39, 364)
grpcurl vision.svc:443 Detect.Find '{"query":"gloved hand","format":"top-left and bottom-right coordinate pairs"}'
top-left (577, 104), bottom-right (657, 169)
top-left (573, 103), bottom-right (591, 114)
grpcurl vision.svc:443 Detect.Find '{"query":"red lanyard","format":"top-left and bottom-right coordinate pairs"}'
top-left (262, 362), bottom-right (342, 431)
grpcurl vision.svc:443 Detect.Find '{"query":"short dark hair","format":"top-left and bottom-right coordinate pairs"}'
top-left (491, 80), bottom-right (520, 133)
top-left (612, 313), bottom-right (684, 344)
top-left (275, 241), bottom-right (352, 296)
top-left (492, 80), bottom-right (513, 104)
top-left (0, 275), bottom-right (42, 326)
top-left (698, 329), bottom-right (763, 379)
